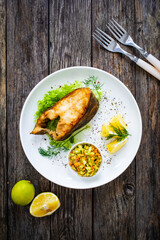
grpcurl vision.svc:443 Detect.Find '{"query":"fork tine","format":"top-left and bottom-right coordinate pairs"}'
top-left (93, 32), bottom-right (109, 47)
top-left (106, 23), bottom-right (121, 39)
top-left (96, 27), bottom-right (113, 41)
top-left (112, 18), bottom-right (126, 34)
top-left (92, 34), bottom-right (108, 50)
top-left (95, 29), bottom-right (110, 44)
top-left (109, 19), bottom-right (123, 36)
top-left (108, 22), bottom-right (121, 38)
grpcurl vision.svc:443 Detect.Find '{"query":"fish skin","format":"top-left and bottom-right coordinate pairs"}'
top-left (31, 88), bottom-right (99, 141)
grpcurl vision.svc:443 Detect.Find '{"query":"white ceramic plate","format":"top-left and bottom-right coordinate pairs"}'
top-left (20, 66), bottom-right (142, 189)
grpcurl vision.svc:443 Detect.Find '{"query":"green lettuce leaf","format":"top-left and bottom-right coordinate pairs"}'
top-left (34, 81), bottom-right (83, 121)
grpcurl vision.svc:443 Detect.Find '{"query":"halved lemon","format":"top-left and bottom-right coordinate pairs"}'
top-left (110, 114), bottom-right (127, 129)
top-left (30, 192), bottom-right (60, 217)
top-left (107, 137), bottom-right (128, 154)
top-left (101, 123), bottom-right (115, 137)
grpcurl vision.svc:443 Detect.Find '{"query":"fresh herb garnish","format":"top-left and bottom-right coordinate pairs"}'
top-left (83, 76), bottom-right (103, 90)
top-left (38, 146), bottom-right (65, 157)
top-left (106, 123), bottom-right (130, 142)
top-left (47, 117), bottom-right (60, 131)
top-left (83, 76), bottom-right (103, 100)
top-left (39, 125), bottom-right (90, 158)
top-left (105, 133), bottom-right (117, 140)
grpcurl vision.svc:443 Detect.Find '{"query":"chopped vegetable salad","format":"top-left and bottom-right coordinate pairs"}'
top-left (69, 143), bottom-right (102, 177)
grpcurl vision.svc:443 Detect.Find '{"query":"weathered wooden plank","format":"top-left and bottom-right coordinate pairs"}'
top-left (0, 0), bottom-right (7, 239)
top-left (7, 1), bottom-right (50, 239)
top-left (4, 0), bottom-right (159, 240)
top-left (49, 1), bottom-right (92, 239)
top-left (135, 0), bottom-right (160, 239)
top-left (92, 0), bottom-right (136, 239)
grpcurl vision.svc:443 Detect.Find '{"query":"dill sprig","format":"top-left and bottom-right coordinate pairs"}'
top-left (83, 76), bottom-right (103, 90)
top-left (39, 146), bottom-right (68, 158)
top-left (83, 76), bottom-right (103, 100)
top-left (106, 123), bottom-right (130, 142)
top-left (105, 133), bottom-right (117, 140)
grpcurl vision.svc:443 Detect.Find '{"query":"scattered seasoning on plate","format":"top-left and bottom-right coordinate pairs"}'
top-left (50, 89), bottom-right (129, 170)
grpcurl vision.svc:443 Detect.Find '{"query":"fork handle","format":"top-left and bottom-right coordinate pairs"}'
top-left (121, 49), bottom-right (160, 80)
top-left (136, 59), bottom-right (160, 80)
top-left (146, 54), bottom-right (160, 72)
top-left (128, 43), bottom-right (160, 72)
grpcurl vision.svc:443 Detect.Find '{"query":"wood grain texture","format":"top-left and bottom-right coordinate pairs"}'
top-left (1, 0), bottom-right (159, 239)
top-left (0, 0), bottom-right (7, 239)
top-left (92, 0), bottom-right (136, 239)
top-left (135, 0), bottom-right (160, 239)
top-left (49, 1), bottom-right (92, 239)
top-left (7, 1), bottom-right (50, 239)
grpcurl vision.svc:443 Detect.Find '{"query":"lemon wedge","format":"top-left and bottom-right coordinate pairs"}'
top-left (101, 114), bottom-right (127, 138)
top-left (30, 192), bottom-right (60, 217)
top-left (101, 114), bottom-right (130, 154)
top-left (107, 137), bottom-right (128, 154)
top-left (101, 123), bottom-right (115, 137)
top-left (110, 114), bottom-right (127, 129)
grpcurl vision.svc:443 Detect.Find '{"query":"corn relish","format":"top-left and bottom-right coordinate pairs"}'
top-left (69, 143), bottom-right (102, 177)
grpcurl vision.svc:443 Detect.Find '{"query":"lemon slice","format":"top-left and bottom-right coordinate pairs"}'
top-left (110, 114), bottom-right (127, 129)
top-left (101, 123), bottom-right (115, 137)
top-left (30, 192), bottom-right (60, 217)
top-left (107, 137), bottom-right (128, 154)
top-left (101, 114), bottom-right (127, 138)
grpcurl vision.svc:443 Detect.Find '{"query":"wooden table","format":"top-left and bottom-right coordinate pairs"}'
top-left (0, 0), bottom-right (160, 239)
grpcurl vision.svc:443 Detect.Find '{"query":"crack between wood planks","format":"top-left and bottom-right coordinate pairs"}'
top-left (48, 0), bottom-right (52, 239)
top-left (91, 1), bottom-right (94, 240)
top-left (5, 1), bottom-right (9, 239)
top-left (133, 2), bottom-right (137, 238)
top-left (48, 0), bottom-right (50, 76)
top-left (91, 0), bottom-right (93, 68)
top-left (134, 73), bottom-right (137, 233)
top-left (5, 0), bottom-right (9, 239)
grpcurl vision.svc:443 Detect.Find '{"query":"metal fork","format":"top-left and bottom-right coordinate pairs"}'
top-left (106, 19), bottom-right (160, 72)
top-left (93, 28), bottom-right (160, 80)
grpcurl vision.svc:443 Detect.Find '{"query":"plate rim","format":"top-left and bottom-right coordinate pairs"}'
top-left (19, 66), bottom-right (142, 189)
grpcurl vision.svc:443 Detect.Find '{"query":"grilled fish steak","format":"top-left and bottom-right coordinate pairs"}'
top-left (31, 88), bottom-right (99, 141)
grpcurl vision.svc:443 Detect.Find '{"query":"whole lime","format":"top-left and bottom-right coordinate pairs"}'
top-left (11, 180), bottom-right (35, 206)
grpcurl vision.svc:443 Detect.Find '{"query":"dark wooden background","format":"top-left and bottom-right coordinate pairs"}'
top-left (0, 0), bottom-right (160, 239)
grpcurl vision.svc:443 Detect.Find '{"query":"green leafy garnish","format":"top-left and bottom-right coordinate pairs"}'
top-left (34, 81), bottom-right (83, 121)
top-left (47, 118), bottom-right (60, 131)
top-left (39, 125), bottom-right (90, 158)
top-left (83, 76), bottom-right (103, 100)
top-left (106, 123), bottom-right (130, 142)
top-left (105, 133), bottom-right (117, 140)
top-left (38, 146), bottom-right (67, 157)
